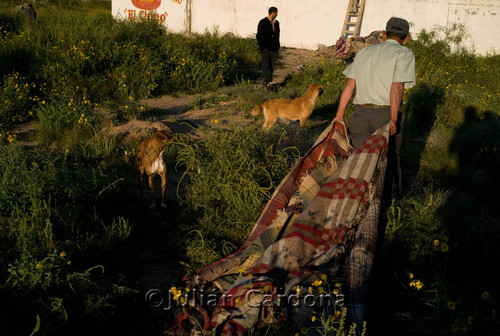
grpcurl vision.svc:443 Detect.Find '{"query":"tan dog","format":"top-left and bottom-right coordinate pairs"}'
top-left (128, 130), bottom-right (178, 207)
top-left (251, 83), bottom-right (323, 131)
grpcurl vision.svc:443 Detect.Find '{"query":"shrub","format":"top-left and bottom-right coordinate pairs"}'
top-left (0, 72), bottom-right (37, 130)
top-left (35, 100), bottom-right (95, 146)
top-left (177, 124), bottom-right (296, 268)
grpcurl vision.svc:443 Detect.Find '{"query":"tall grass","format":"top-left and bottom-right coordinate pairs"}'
top-left (177, 124), bottom-right (296, 268)
top-left (0, 1), bottom-right (260, 131)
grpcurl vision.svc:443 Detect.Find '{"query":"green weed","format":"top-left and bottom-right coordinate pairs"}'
top-left (0, 72), bottom-right (37, 130)
top-left (177, 124), bottom-right (296, 268)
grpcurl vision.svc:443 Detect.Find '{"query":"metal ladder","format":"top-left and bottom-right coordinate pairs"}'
top-left (340, 0), bottom-right (366, 39)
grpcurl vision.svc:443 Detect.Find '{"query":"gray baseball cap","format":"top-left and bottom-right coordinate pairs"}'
top-left (386, 17), bottom-right (409, 35)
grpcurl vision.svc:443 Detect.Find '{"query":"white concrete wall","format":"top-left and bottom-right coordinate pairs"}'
top-left (112, 0), bottom-right (500, 55)
top-left (360, 0), bottom-right (499, 54)
top-left (188, 0), bottom-right (348, 49)
top-left (447, 0), bottom-right (500, 54)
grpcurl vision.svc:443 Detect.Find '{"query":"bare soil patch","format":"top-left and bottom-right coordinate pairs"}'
top-left (107, 47), bottom-right (335, 143)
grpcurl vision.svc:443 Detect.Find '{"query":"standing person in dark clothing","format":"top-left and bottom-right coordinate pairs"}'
top-left (257, 6), bottom-right (280, 86)
top-left (20, 4), bottom-right (37, 21)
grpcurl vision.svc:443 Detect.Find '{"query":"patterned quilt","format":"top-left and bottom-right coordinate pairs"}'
top-left (175, 121), bottom-right (389, 335)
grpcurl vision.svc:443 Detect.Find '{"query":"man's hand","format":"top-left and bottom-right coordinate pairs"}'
top-left (332, 115), bottom-right (344, 124)
top-left (390, 120), bottom-right (397, 135)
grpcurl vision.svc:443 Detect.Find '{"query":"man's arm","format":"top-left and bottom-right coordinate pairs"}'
top-left (333, 78), bottom-right (356, 122)
top-left (389, 82), bottom-right (404, 135)
top-left (256, 20), bottom-right (264, 46)
top-left (257, 19), bottom-right (272, 50)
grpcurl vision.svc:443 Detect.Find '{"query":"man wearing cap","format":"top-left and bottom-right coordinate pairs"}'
top-left (333, 17), bottom-right (416, 193)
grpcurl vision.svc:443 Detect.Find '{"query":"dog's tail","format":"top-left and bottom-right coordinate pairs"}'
top-left (251, 105), bottom-right (262, 116)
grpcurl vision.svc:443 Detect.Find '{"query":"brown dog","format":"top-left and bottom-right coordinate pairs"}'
top-left (128, 130), bottom-right (178, 207)
top-left (251, 83), bottom-right (323, 131)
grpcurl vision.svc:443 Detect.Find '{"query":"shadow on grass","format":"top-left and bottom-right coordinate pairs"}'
top-left (441, 107), bottom-right (500, 292)
top-left (400, 83), bottom-right (444, 185)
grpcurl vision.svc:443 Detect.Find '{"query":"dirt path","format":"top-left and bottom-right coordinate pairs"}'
top-left (110, 47), bottom-right (335, 143)
top-left (12, 48), bottom-right (336, 147)
top-left (272, 47), bottom-right (333, 83)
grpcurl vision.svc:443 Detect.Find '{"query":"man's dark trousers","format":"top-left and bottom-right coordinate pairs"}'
top-left (349, 105), bottom-right (404, 195)
top-left (261, 49), bottom-right (278, 84)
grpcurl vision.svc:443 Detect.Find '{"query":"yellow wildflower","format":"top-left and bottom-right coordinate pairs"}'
top-left (482, 291), bottom-right (490, 300)
top-left (409, 273), bottom-right (414, 279)
top-left (311, 315), bottom-right (316, 322)
top-left (65, 148), bottom-right (69, 153)
top-left (441, 243), bottom-right (450, 252)
top-left (171, 286), bottom-right (182, 300)
top-left (320, 274), bottom-right (327, 281)
top-left (36, 263), bottom-right (42, 269)
top-left (312, 280), bottom-right (322, 287)
top-left (59, 251), bottom-right (66, 258)
top-left (448, 301), bottom-right (456, 310)
top-left (433, 239), bottom-right (440, 246)
top-left (410, 280), bottom-right (423, 290)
